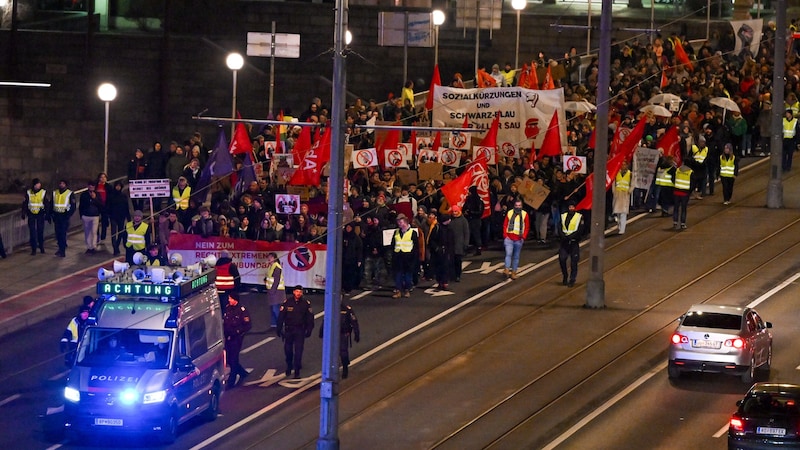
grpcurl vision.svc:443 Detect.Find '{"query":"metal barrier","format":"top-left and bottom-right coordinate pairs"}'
top-left (0, 176), bottom-right (128, 254)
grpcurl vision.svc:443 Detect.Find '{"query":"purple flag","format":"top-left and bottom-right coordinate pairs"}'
top-left (195, 127), bottom-right (234, 200)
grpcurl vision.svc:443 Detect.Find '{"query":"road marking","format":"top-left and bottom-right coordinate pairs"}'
top-left (542, 362), bottom-right (666, 450)
top-left (351, 290), bottom-right (372, 300)
top-left (747, 272), bottom-right (800, 309)
top-left (0, 394), bottom-right (21, 407)
top-left (713, 423), bottom-right (729, 438)
top-left (48, 370), bottom-right (70, 381)
top-left (424, 288), bottom-right (454, 297)
top-left (241, 337), bottom-right (276, 354)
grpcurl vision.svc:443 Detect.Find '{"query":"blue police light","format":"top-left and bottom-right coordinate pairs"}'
top-left (119, 389), bottom-right (139, 405)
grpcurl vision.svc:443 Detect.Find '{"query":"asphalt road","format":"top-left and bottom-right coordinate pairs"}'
top-left (4, 156), bottom-right (800, 449)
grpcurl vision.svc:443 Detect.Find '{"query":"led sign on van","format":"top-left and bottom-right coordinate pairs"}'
top-left (191, 274), bottom-right (209, 290)
top-left (99, 283), bottom-right (175, 297)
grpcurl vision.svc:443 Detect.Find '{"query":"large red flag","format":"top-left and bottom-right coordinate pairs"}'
top-left (545, 65), bottom-right (555, 90)
top-left (574, 151), bottom-right (627, 211)
top-left (476, 69), bottom-right (496, 88)
top-left (530, 62), bottom-right (540, 89)
top-left (431, 131), bottom-right (442, 152)
top-left (229, 120), bottom-right (252, 155)
top-left (479, 112), bottom-right (500, 148)
top-left (517, 64), bottom-right (530, 89)
top-left (378, 128), bottom-right (401, 169)
top-left (656, 125), bottom-right (682, 167)
top-left (660, 63), bottom-right (670, 89)
top-left (673, 38), bottom-right (693, 72)
top-left (587, 128), bottom-right (596, 149)
top-left (539, 110), bottom-right (563, 157)
top-left (440, 156), bottom-right (491, 217)
top-left (616, 116), bottom-right (647, 161)
top-left (425, 65), bottom-right (441, 110)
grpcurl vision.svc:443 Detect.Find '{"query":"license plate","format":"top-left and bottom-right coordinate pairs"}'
top-left (94, 418), bottom-right (123, 426)
top-left (691, 339), bottom-right (721, 349)
top-left (757, 426), bottom-right (786, 436)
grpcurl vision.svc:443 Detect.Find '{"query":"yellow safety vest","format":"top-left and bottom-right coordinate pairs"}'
top-left (615, 171), bottom-right (631, 192)
top-left (691, 145), bottom-right (708, 163)
top-left (394, 228), bottom-right (415, 253)
top-left (560, 212), bottom-right (582, 236)
top-left (783, 118), bottom-right (797, 139)
top-left (505, 209), bottom-right (528, 236)
top-left (720, 155), bottom-right (736, 177)
top-left (674, 168), bottom-right (693, 190)
top-left (172, 186), bottom-right (191, 210)
top-left (125, 222), bottom-right (149, 250)
top-left (53, 189), bottom-right (72, 213)
top-left (655, 168), bottom-right (674, 187)
top-left (786, 101), bottom-right (800, 116)
top-left (66, 317), bottom-right (82, 343)
top-left (265, 261), bottom-right (285, 291)
top-left (27, 189), bottom-right (45, 214)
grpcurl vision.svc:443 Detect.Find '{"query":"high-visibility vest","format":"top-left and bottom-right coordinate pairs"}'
top-left (216, 262), bottom-right (235, 291)
top-left (53, 189), bottom-right (72, 213)
top-left (615, 170), bottom-right (631, 192)
top-left (393, 228), bottom-right (415, 253)
top-left (691, 145), bottom-right (708, 163)
top-left (561, 212), bottom-right (582, 236)
top-left (783, 118), bottom-right (797, 139)
top-left (505, 209), bottom-right (528, 236)
top-left (65, 317), bottom-right (83, 343)
top-left (172, 186), bottom-right (191, 210)
top-left (27, 189), bottom-right (45, 214)
top-left (720, 155), bottom-right (736, 177)
top-left (674, 169), bottom-right (693, 190)
top-left (125, 222), bottom-right (148, 250)
top-left (787, 101), bottom-right (800, 116)
top-left (265, 261), bottom-right (285, 291)
top-left (655, 168), bottom-right (674, 187)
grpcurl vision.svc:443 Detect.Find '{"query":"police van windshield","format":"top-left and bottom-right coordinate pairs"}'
top-left (76, 328), bottom-right (172, 370)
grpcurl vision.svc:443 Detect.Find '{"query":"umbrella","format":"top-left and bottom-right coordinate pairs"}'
top-left (709, 97), bottom-right (741, 113)
top-left (648, 93), bottom-right (682, 105)
top-left (564, 100), bottom-right (596, 114)
top-left (640, 104), bottom-right (672, 117)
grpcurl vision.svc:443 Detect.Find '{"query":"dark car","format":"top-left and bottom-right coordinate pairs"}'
top-left (729, 383), bottom-right (800, 450)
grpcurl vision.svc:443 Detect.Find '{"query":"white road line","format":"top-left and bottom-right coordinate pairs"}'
top-left (542, 362), bottom-right (667, 450)
top-left (747, 272), bottom-right (800, 309)
top-left (713, 423), bottom-right (729, 438)
top-left (45, 445), bottom-right (62, 450)
top-left (241, 337), bottom-right (276, 354)
top-left (48, 370), bottom-right (70, 381)
top-left (0, 394), bottom-right (21, 407)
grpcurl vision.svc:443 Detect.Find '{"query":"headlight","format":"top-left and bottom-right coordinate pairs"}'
top-left (119, 389), bottom-right (139, 405)
top-left (142, 390), bottom-right (167, 404)
top-left (64, 386), bottom-right (80, 403)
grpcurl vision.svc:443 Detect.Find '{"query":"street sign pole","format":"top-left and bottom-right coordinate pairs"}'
top-left (269, 21), bottom-right (276, 117)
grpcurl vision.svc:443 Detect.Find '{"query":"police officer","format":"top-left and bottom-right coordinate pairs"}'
top-left (22, 178), bottom-right (50, 255)
top-left (60, 306), bottom-right (90, 367)
top-left (391, 214), bottom-right (418, 298)
top-left (124, 210), bottom-right (151, 264)
top-left (319, 302), bottom-right (360, 379)
top-left (782, 109), bottom-right (800, 171)
top-left (558, 201), bottom-right (584, 287)
top-left (52, 179), bottom-right (76, 257)
top-left (277, 285), bottom-right (314, 378)
top-left (223, 293), bottom-right (252, 388)
top-left (215, 250), bottom-right (240, 309)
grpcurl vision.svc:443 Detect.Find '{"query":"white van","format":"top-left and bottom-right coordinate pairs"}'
top-left (63, 265), bottom-right (227, 443)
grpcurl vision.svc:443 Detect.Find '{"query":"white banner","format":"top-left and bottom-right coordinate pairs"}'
top-left (730, 19), bottom-right (763, 59)
top-left (432, 86), bottom-right (566, 156)
top-left (168, 235), bottom-right (328, 290)
top-left (632, 147), bottom-right (660, 190)
top-left (563, 155), bottom-right (587, 174)
top-left (352, 148), bottom-right (379, 168)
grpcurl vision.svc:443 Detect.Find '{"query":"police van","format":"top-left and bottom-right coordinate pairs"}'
top-left (63, 263), bottom-right (227, 443)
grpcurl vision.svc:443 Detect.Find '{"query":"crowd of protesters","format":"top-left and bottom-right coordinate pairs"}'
top-left (8, 19), bottom-right (800, 294)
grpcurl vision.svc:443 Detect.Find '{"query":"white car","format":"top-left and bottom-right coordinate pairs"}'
top-left (668, 304), bottom-right (772, 383)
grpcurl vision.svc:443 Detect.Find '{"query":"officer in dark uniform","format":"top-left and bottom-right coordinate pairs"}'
top-left (277, 285), bottom-right (314, 378)
top-left (319, 301), bottom-right (361, 379)
top-left (558, 201), bottom-right (585, 287)
top-left (223, 293), bottom-right (252, 388)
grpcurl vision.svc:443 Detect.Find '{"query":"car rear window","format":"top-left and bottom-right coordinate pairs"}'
top-left (743, 395), bottom-right (800, 416)
top-left (681, 312), bottom-right (741, 330)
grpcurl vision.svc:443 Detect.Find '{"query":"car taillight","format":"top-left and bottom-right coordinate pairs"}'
top-left (724, 338), bottom-right (745, 348)
top-left (730, 416), bottom-right (744, 432)
top-left (671, 334), bottom-right (688, 344)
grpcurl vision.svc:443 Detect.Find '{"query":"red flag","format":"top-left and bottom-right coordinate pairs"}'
top-left (441, 157), bottom-right (491, 217)
top-left (477, 69), bottom-right (496, 88)
top-left (410, 129), bottom-right (417, 161)
top-left (660, 63), bottom-right (670, 89)
top-left (291, 126), bottom-right (312, 162)
top-left (656, 125), bottom-right (682, 167)
top-left (229, 120), bottom-right (252, 155)
top-left (300, 129), bottom-right (331, 186)
top-left (529, 62), bottom-right (539, 89)
top-left (517, 64), bottom-right (530, 89)
top-left (378, 128), bottom-right (401, 169)
top-left (673, 38), bottom-right (693, 72)
top-left (479, 112), bottom-right (500, 148)
top-left (425, 65), bottom-right (441, 110)
top-left (539, 110), bottom-right (563, 157)
top-left (574, 151), bottom-right (627, 210)
top-left (431, 131), bottom-right (442, 152)
top-left (545, 65), bottom-right (555, 90)
top-left (587, 128), bottom-right (596, 149)
top-left (615, 116), bottom-right (647, 161)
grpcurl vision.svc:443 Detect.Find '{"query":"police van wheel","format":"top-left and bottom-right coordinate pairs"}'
top-left (202, 385), bottom-right (221, 422)
top-left (160, 412), bottom-right (178, 444)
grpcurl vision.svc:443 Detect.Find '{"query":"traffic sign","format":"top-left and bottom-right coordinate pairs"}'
top-left (247, 32), bottom-right (301, 58)
top-left (129, 178), bottom-right (171, 198)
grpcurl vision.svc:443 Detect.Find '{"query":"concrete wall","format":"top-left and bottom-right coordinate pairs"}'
top-left (0, 2), bottom-right (722, 191)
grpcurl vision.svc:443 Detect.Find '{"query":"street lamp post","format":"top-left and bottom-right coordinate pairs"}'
top-left (512, 0), bottom-right (526, 71)
top-left (97, 83), bottom-right (117, 175)
top-left (432, 9), bottom-right (445, 67)
top-left (226, 52), bottom-right (244, 137)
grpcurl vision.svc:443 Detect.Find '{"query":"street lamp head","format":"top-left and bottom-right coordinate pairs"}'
top-left (512, 0), bottom-right (526, 11)
top-left (97, 83), bottom-right (117, 102)
top-left (432, 10), bottom-right (446, 26)
top-left (345, 30), bottom-right (353, 46)
top-left (226, 53), bottom-right (244, 71)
